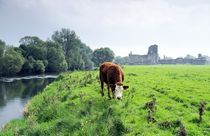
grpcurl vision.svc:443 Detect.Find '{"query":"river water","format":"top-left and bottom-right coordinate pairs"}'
top-left (0, 75), bottom-right (57, 130)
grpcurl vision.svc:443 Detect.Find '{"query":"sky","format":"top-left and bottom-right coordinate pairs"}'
top-left (0, 0), bottom-right (210, 58)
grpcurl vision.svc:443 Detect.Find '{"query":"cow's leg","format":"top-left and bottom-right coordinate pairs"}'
top-left (107, 85), bottom-right (111, 99)
top-left (100, 81), bottom-right (104, 97)
top-left (100, 74), bottom-right (104, 97)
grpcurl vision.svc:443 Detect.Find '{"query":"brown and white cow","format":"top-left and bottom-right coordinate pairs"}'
top-left (99, 62), bottom-right (129, 100)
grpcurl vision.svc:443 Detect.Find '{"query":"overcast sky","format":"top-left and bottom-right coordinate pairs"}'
top-left (0, 0), bottom-right (210, 58)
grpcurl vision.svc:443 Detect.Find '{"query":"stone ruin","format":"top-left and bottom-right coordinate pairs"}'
top-left (159, 55), bottom-right (207, 65)
top-left (128, 45), bottom-right (159, 65)
top-left (125, 45), bottom-right (208, 65)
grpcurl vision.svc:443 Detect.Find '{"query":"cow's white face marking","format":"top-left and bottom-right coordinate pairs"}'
top-left (114, 85), bottom-right (124, 99)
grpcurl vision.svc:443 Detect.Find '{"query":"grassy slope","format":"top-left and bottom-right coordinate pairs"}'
top-left (1, 65), bottom-right (210, 136)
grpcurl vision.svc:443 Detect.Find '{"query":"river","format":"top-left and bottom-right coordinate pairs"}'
top-left (0, 75), bottom-right (57, 130)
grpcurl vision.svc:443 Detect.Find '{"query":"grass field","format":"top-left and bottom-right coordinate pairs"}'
top-left (1, 65), bottom-right (210, 136)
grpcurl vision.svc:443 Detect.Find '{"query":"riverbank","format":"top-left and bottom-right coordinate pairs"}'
top-left (0, 75), bottom-right (58, 83)
top-left (0, 76), bottom-right (57, 131)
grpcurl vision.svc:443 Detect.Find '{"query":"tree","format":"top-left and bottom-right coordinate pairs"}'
top-left (33, 60), bottom-right (45, 74)
top-left (52, 28), bottom-right (93, 70)
top-left (114, 56), bottom-right (126, 65)
top-left (21, 60), bottom-right (34, 74)
top-left (21, 56), bottom-right (35, 74)
top-left (0, 29), bottom-right (96, 76)
top-left (80, 43), bottom-right (94, 70)
top-left (29, 45), bottom-right (47, 60)
top-left (0, 39), bottom-right (5, 57)
top-left (52, 29), bottom-right (79, 56)
top-left (0, 57), bottom-right (3, 75)
top-left (19, 36), bottom-right (43, 46)
top-left (1, 48), bottom-right (25, 76)
top-left (19, 36), bottom-right (47, 60)
top-left (19, 36), bottom-right (47, 74)
top-left (0, 40), bottom-right (6, 75)
top-left (92, 47), bottom-right (115, 66)
top-left (45, 41), bottom-right (67, 72)
top-left (66, 49), bottom-right (84, 70)
top-left (82, 56), bottom-right (94, 70)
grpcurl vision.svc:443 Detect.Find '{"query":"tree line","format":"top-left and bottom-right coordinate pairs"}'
top-left (0, 28), bottom-right (115, 77)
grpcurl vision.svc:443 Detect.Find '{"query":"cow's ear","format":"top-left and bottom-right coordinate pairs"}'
top-left (123, 85), bottom-right (129, 90)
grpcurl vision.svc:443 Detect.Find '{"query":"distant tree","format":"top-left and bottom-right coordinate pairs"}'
top-left (0, 40), bottom-right (6, 75)
top-left (19, 36), bottom-right (47, 60)
top-left (33, 60), bottom-right (45, 74)
top-left (1, 48), bottom-right (25, 76)
top-left (0, 58), bottom-right (3, 75)
top-left (66, 48), bottom-right (84, 70)
top-left (19, 44), bottom-right (29, 58)
top-left (52, 29), bottom-right (77, 57)
top-left (20, 56), bottom-right (35, 74)
top-left (92, 47), bottom-right (115, 66)
top-left (29, 45), bottom-right (47, 60)
top-left (45, 41), bottom-right (67, 72)
top-left (83, 56), bottom-right (94, 70)
top-left (19, 36), bottom-right (47, 74)
top-left (114, 56), bottom-right (126, 65)
top-left (19, 36), bottom-right (43, 46)
top-left (1, 29), bottom-right (96, 76)
top-left (80, 43), bottom-right (94, 70)
top-left (52, 28), bottom-right (93, 70)
top-left (0, 39), bottom-right (6, 57)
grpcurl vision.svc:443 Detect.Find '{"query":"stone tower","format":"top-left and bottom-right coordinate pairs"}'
top-left (147, 44), bottom-right (158, 64)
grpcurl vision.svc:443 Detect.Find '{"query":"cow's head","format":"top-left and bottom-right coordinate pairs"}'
top-left (110, 83), bottom-right (129, 100)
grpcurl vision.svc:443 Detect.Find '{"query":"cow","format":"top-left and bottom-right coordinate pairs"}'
top-left (99, 62), bottom-right (129, 100)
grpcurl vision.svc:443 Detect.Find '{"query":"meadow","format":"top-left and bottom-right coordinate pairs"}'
top-left (1, 65), bottom-right (210, 136)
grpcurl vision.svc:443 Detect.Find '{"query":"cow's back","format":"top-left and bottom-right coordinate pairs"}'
top-left (99, 62), bottom-right (112, 84)
top-left (99, 62), bottom-right (124, 84)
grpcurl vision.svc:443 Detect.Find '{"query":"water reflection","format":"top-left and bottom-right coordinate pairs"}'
top-left (0, 77), bottom-right (55, 129)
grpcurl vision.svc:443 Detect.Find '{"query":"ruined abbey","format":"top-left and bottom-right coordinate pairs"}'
top-left (121, 45), bottom-right (209, 65)
top-left (128, 45), bottom-right (159, 65)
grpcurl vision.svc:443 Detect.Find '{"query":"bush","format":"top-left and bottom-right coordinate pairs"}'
top-left (1, 48), bottom-right (25, 76)
top-left (33, 60), bottom-right (45, 74)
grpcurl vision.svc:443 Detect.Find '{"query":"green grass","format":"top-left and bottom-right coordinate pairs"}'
top-left (1, 65), bottom-right (210, 136)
